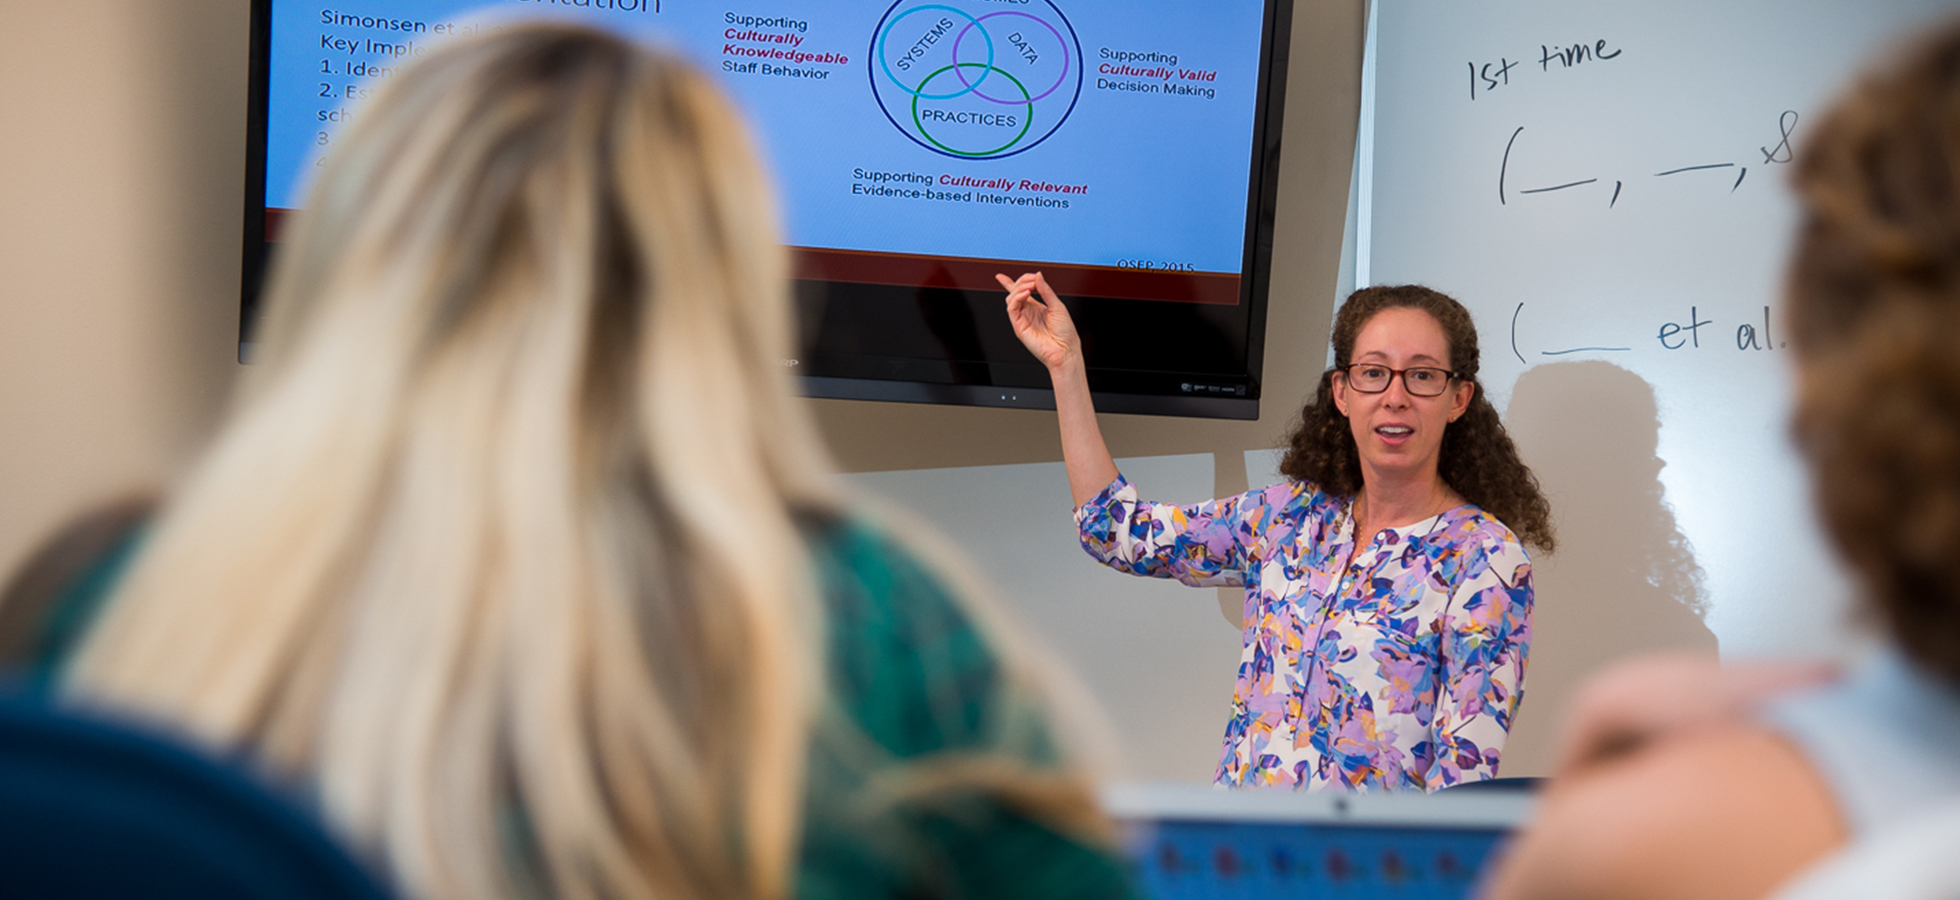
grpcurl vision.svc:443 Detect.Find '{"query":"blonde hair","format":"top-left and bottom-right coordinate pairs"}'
top-left (57, 23), bottom-right (1015, 900)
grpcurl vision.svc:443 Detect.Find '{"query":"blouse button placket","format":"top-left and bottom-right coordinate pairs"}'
top-left (1298, 534), bottom-right (1368, 754)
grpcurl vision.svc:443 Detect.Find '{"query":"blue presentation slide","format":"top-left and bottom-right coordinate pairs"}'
top-left (269, 1), bottom-right (1268, 291)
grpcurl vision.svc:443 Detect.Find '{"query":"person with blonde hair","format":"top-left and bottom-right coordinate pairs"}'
top-left (27, 22), bottom-right (1133, 900)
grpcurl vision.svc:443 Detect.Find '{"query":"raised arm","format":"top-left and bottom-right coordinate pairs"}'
top-left (998, 272), bottom-right (1118, 508)
top-left (1074, 479), bottom-right (1263, 588)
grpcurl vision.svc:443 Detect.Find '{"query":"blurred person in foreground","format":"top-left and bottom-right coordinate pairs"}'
top-left (1484, 18), bottom-right (1960, 900)
top-left (35, 23), bottom-right (1134, 900)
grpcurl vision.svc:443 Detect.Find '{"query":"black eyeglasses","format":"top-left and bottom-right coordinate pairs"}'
top-left (1336, 364), bottom-right (1459, 397)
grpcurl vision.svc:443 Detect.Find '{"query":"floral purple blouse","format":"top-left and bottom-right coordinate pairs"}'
top-left (1076, 475), bottom-right (1534, 792)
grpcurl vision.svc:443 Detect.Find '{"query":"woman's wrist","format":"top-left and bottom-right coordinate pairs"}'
top-left (1048, 352), bottom-right (1087, 383)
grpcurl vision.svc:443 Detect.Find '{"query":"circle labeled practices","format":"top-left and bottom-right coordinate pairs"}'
top-left (869, 0), bottom-right (1082, 160)
top-left (912, 64), bottom-right (1033, 157)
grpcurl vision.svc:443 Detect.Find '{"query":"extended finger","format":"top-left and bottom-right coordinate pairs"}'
top-left (1032, 272), bottom-right (1063, 305)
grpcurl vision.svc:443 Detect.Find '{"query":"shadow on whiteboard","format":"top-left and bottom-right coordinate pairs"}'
top-left (1500, 360), bottom-right (1717, 776)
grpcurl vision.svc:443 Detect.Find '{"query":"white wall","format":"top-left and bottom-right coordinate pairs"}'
top-left (0, 2), bottom-right (246, 579)
top-left (849, 454), bottom-right (1242, 783)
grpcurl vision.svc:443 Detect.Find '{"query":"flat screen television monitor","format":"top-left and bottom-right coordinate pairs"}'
top-left (243, 0), bottom-right (1292, 419)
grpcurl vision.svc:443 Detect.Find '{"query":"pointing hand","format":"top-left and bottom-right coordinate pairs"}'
top-left (996, 271), bottom-right (1081, 372)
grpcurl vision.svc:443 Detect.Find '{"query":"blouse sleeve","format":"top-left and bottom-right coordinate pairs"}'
top-left (1072, 474), bottom-right (1266, 589)
top-left (1424, 539), bottom-right (1535, 791)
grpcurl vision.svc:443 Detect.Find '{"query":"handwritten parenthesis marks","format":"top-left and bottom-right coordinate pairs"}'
top-left (1511, 303), bottom-right (1526, 364)
top-left (1504, 112), bottom-right (1791, 210)
top-left (1762, 110), bottom-right (1798, 165)
top-left (1510, 302), bottom-right (1629, 358)
top-left (1500, 126), bottom-right (1523, 205)
top-left (1501, 125), bottom-right (1605, 200)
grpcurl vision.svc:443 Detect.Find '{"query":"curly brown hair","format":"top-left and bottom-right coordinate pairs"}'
top-left (1788, 20), bottom-right (1960, 683)
top-left (1278, 285), bottom-right (1555, 552)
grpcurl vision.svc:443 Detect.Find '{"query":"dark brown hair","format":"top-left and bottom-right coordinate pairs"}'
top-left (1788, 20), bottom-right (1960, 682)
top-left (1278, 284), bottom-right (1555, 552)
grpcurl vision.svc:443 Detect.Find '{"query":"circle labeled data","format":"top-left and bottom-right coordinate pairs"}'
top-left (869, 0), bottom-right (1083, 159)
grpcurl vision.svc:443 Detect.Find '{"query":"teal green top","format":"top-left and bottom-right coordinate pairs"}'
top-left (11, 517), bottom-right (1138, 900)
top-left (799, 519), bottom-right (1136, 900)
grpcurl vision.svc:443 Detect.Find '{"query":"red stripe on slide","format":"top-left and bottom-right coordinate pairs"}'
top-left (792, 247), bottom-right (1241, 306)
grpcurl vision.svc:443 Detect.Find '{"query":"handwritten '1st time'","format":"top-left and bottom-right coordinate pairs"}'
top-left (1470, 39), bottom-right (1623, 101)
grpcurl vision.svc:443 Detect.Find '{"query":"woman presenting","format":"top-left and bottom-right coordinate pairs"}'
top-left (999, 273), bottom-right (1555, 791)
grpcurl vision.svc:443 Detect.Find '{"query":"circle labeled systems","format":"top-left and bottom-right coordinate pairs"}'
top-left (870, 0), bottom-right (1083, 160)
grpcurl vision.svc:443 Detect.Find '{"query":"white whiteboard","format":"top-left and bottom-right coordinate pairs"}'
top-left (1362, 0), bottom-right (1960, 658)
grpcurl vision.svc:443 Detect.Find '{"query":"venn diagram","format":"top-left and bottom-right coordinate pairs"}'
top-left (870, 0), bottom-right (1084, 159)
